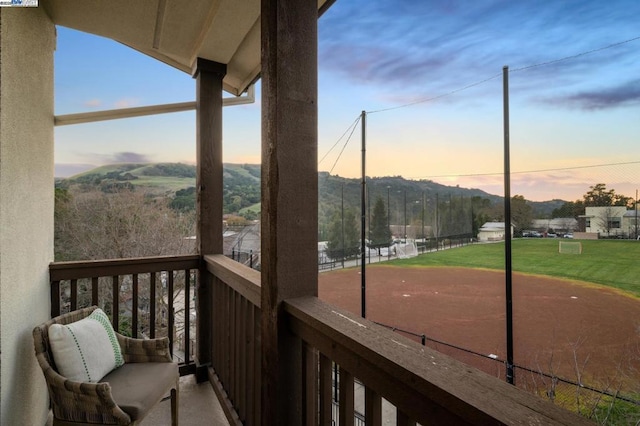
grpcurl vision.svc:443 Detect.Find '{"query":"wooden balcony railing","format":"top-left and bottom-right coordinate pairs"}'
top-left (50, 254), bottom-right (588, 424)
top-left (204, 256), bottom-right (589, 425)
top-left (49, 255), bottom-right (200, 375)
top-left (204, 254), bottom-right (261, 426)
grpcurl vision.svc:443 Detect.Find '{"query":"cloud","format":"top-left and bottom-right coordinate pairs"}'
top-left (111, 152), bottom-right (152, 163)
top-left (113, 98), bottom-right (139, 108)
top-left (319, 0), bottom-right (640, 105)
top-left (83, 99), bottom-right (102, 108)
top-left (538, 79), bottom-right (640, 110)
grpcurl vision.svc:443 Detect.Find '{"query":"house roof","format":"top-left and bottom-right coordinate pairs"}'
top-left (44, 0), bottom-right (335, 96)
top-left (479, 222), bottom-right (510, 231)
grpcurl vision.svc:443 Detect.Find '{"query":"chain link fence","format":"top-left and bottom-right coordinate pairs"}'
top-left (374, 321), bottom-right (640, 425)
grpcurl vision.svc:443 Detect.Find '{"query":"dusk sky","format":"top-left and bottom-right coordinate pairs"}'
top-left (54, 0), bottom-right (640, 202)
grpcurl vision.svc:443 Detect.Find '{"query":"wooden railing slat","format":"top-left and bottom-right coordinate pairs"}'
top-left (319, 354), bottom-right (332, 426)
top-left (132, 274), bottom-right (139, 338)
top-left (150, 272), bottom-right (156, 339)
top-left (184, 269), bottom-right (191, 364)
top-left (168, 271), bottom-right (175, 359)
top-left (91, 277), bottom-right (98, 307)
top-left (70, 279), bottom-right (78, 311)
top-left (51, 280), bottom-right (61, 318)
top-left (339, 367), bottom-right (355, 426)
top-left (112, 275), bottom-right (119, 332)
top-left (396, 410), bottom-right (416, 426)
top-left (365, 386), bottom-right (382, 426)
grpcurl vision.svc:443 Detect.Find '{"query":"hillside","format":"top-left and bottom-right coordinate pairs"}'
top-left (55, 162), bottom-right (565, 225)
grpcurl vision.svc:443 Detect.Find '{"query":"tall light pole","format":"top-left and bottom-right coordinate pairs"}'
top-left (503, 65), bottom-right (514, 386)
top-left (360, 110), bottom-right (366, 318)
top-left (341, 183), bottom-right (345, 269)
top-left (422, 191), bottom-right (425, 247)
top-left (403, 190), bottom-right (407, 242)
top-left (387, 186), bottom-right (391, 260)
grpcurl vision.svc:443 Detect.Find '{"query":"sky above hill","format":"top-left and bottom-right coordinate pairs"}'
top-left (54, 0), bottom-right (640, 202)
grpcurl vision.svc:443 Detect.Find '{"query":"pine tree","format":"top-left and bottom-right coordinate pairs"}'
top-left (369, 196), bottom-right (391, 253)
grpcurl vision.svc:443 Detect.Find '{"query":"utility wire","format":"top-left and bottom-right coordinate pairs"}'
top-left (328, 115), bottom-right (361, 174)
top-left (365, 35), bottom-right (640, 115)
top-left (367, 73), bottom-right (502, 114)
top-left (511, 35), bottom-right (640, 73)
top-left (407, 160), bottom-right (640, 180)
top-left (318, 115), bottom-right (361, 166)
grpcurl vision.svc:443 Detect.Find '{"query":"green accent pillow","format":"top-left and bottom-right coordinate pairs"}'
top-left (49, 308), bottom-right (124, 383)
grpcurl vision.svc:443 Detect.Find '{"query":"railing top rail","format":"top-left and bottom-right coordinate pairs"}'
top-left (204, 254), bottom-right (261, 308)
top-left (284, 296), bottom-right (590, 426)
top-left (50, 254), bottom-right (201, 281)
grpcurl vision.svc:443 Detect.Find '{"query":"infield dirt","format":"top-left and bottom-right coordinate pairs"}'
top-left (319, 265), bottom-right (640, 391)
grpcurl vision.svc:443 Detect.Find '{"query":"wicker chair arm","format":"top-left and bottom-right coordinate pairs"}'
top-left (36, 352), bottom-right (131, 425)
top-left (116, 333), bottom-right (172, 363)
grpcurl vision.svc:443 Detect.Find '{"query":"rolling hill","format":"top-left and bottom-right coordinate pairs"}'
top-left (55, 162), bottom-right (566, 224)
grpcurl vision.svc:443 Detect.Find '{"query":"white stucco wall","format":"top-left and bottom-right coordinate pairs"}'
top-left (1, 7), bottom-right (55, 425)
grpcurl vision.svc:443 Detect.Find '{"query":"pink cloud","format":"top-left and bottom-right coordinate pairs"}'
top-left (113, 98), bottom-right (139, 108)
top-left (83, 99), bottom-right (102, 108)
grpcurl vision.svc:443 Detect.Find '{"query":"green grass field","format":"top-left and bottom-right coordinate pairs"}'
top-left (393, 239), bottom-right (640, 297)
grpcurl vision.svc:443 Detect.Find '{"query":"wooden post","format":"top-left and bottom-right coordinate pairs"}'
top-left (192, 58), bottom-right (226, 380)
top-left (261, 0), bottom-right (318, 424)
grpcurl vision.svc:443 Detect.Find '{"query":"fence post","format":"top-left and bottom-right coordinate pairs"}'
top-left (250, 250), bottom-right (253, 268)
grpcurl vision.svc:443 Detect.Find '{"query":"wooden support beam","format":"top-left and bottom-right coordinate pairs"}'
top-left (193, 58), bottom-right (226, 375)
top-left (260, 0), bottom-right (319, 424)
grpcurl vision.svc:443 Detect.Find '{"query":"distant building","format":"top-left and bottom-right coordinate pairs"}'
top-left (581, 206), bottom-right (632, 238)
top-left (531, 218), bottom-right (578, 235)
top-left (477, 222), bottom-right (513, 242)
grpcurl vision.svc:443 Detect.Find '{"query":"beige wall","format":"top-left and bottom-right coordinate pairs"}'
top-left (0, 7), bottom-right (55, 425)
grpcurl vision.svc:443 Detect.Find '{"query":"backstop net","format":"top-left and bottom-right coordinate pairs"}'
top-left (558, 241), bottom-right (582, 254)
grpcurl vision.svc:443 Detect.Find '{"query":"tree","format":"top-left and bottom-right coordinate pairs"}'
top-left (326, 209), bottom-right (359, 260)
top-left (470, 196), bottom-right (493, 237)
top-left (369, 196), bottom-right (391, 253)
top-left (583, 183), bottom-right (632, 207)
top-left (487, 195), bottom-right (532, 236)
top-left (54, 188), bottom-right (197, 341)
top-left (510, 195), bottom-right (533, 235)
top-left (55, 189), bottom-right (196, 261)
top-left (552, 200), bottom-right (585, 219)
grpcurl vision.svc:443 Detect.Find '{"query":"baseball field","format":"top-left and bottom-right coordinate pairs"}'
top-left (318, 239), bottom-right (640, 414)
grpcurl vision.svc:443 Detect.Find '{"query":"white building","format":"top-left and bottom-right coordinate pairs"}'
top-left (582, 206), bottom-right (629, 237)
top-left (477, 222), bottom-right (513, 242)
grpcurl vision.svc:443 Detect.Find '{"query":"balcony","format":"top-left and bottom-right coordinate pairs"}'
top-left (49, 255), bottom-right (589, 425)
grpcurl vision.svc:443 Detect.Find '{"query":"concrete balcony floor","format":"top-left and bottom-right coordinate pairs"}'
top-left (142, 375), bottom-right (229, 426)
top-left (45, 375), bottom-right (229, 426)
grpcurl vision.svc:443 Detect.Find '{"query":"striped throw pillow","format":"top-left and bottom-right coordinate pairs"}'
top-left (49, 308), bottom-right (124, 383)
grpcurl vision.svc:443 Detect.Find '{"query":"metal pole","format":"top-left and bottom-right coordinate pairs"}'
top-left (636, 189), bottom-right (638, 240)
top-left (341, 183), bottom-right (345, 269)
top-left (368, 187), bottom-right (371, 264)
top-left (503, 66), bottom-right (515, 385)
top-left (387, 186), bottom-right (391, 261)
top-left (435, 193), bottom-right (439, 251)
top-left (422, 191), bottom-right (425, 247)
top-left (404, 190), bottom-right (407, 242)
top-left (361, 110), bottom-right (367, 318)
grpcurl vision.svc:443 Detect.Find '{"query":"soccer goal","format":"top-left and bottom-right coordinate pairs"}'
top-left (558, 241), bottom-right (582, 254)
top-left (396, 240), bottom-right (418, 259)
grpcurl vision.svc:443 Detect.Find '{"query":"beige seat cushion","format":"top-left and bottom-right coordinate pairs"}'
top-left (102, 362), bottom-right (178, 420)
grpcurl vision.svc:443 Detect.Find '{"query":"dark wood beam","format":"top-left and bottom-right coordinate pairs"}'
top-left (193, 58), bottom-right (226, 376)
top-left (260, 0), bottom-right (319, 424)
